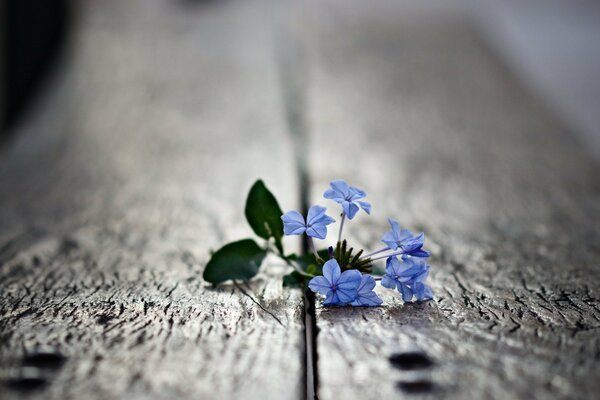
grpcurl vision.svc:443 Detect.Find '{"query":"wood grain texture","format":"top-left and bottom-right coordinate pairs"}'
top-left (0, 0), bottom-right (305, 399)
top-left (302, 1), bottom-right (600, 399)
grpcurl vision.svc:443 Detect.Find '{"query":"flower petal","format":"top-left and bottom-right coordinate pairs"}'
top-left (397, 259), bottom-right (428, 282)
top-left (357, 201), bottom-right (371, 214)
top-left (281, 210), bottom-right (305, 224)
top-left (397, 228), bottom-right (414, 242)
top-left (308, 276), bottom-right (331, 295)
top-left (306, 205), bottom-right (327, 225)
top-left (401, 232), bottom-right (425, 252)
top-left (322, 259), bottom-right (341, 285)
top-left (337, 269), bottom-right (361, 289)
top-left (344, 202), bottom-right (360, 219)
top-left (306, 224), bottom-right (327, 240)
top-left (385, 256), bottom-right (403, 276)
top-left (352, 290), bottom-right (383, 306)
top-left (382, 230), bottom-right (399, 250)
top-left (335, 286), bottom-right (358, 304)
top-left (422, 284), bottom-right (434, 300)
top-left (330, 179), bottom-right (350, 197)
top-left (312, 213), bottom-right (336, 226)
top-left (398, 283), bottom-right (414, 302)
top-left (323, 188), bottom-right (344, 202)
top-left (388, 218), bottom-right (402, 236)
top-left (381, 274), bottom-right (396, 289)
top-left (413, 265), bottom-right (430, 283)
top-left (347, 186), bottom-right (366, 201)
top-left (409, 249), bottom-right (430, 258)
top-left (356, 274), bottom-right (376, 294)
top-left (323, 290), bottom-right (340, 306)
top-left (281, 211), bottom-right (306, 235)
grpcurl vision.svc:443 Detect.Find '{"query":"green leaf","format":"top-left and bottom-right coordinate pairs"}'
top-left (203, 239), bottom-right (267, 284)
top-left (244, 180), bottom-right (285, 253)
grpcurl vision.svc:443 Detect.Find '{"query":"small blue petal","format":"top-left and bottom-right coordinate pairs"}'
top-left (335, 287), bottom-right (359, 304)
top-left (358, 201), bottom-right (371, 214)
top-left (322, 259), bottom-right (341, 285)
top-left (347, 186), bottom-right (367, 201)
top-left (388, 218), bottom-right (401, 236)
top-left (356, 274), bottom-right (376, 294)
top-left (409, 249), bottom-right (430, 258)
top-left (323, 188), bottom-right (343, 202)
top-left (330, 179), bottom-right (350, 198)
top-left (324, 180), bottom-right (369, 218)
top-left (336, 269), bottom-right (362, 290)
top-left (284, 224), bottom-right (306, 235)
top-left (412, 281), bottom-right (433, 301)
top-left (281, 211), bottom-right (306, 235)
top-left (323, 290), bottom-right (339, 306)
top-left (382, 231), bottom-right (399, 250)
top-left (351, 275), bottom-right (382, 307)
top-left (422, 284), bottom-right (434, 300)
top-left (385, 256), bottom-right (403, 276)
top-left (305, 205), bottom-right (335, 239)
top-left (344, 202), bottom-right (360, 219)
top-left (381, 274), bottom-right (396, 289)
top-left (396, 259), bottom-right (428, 281)
top-left (398, 283), bottom-right (414, 302)
top-left (352, 290), bottom-right (383, 306)
top-left (306, 224), bottom-right (327, 239)
top-left (306, 205), bottom-right (327, 225)
top-left (381, 219), bottom-right (429, 258)
top-left (308, 276), bottom-right (331, 295)
top-left (312, 214), bottom-right (336, 226)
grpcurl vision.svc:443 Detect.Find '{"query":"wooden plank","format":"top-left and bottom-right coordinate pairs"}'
top-left (0, 1), bottom-right (305, 399)
top-left (302, 1), bottom-right (600, 399)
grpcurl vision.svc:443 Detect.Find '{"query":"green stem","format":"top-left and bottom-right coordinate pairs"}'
top-left (268, 245), bottom-right (315, 278)
top-left (338, 212), bottom-right (346, 243)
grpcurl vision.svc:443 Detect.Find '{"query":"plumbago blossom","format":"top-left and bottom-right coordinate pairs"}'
top-left (308, 259), bottom-right (362, 306)
top-left (381, 257), bottom-right (432, 302)
top-left (203, 178), bottom-right (433, 309)
top-left (281, 179), bottom-right (434, 306)
top-left (281, 205), bottom-right (335, 239)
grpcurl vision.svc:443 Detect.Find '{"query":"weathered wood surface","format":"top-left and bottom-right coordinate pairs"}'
top-left (302, 1), bottom-right (600, 399)
top-left (0, 1), bottom-right (305, 399)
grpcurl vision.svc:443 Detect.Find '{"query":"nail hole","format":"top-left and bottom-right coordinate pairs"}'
top-left (6, 368), bottom-right (48, 392)
top-left (22, 351), bottom-right (67, 370)
top-left (396, 379), bottom-right (434, 393)
top-left (389, 351), bottom-right (434, 370)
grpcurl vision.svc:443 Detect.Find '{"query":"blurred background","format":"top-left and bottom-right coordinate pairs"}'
top-left (1, 0), bottom-right (600, 158)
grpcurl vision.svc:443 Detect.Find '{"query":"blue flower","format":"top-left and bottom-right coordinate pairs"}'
top-left (281, 205), bottom-right (335, 240)
top-left (351, 274), bottom-right (383, 306)
top-left (381, 257), bottom-right (433, 302)
top-left (323, 179), bottom-right (371, 220)
top-left (381, 218), bottom-right (430, 258)
top-left (308, 259), bottom-right (361, 306)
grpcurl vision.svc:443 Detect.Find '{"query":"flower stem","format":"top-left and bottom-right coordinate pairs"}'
top-left (338, 212), bottom-right (346, 243)
top-left (268, 245), bottom-right (315, 278)
top-left (361, 246), bottom-right (390, 259)
top-left (307, 236), bottom-right (319, 261)
top-left (290, 261), bottom-right (315, 277)
top-left (369, 250), bottom-right (405, 262)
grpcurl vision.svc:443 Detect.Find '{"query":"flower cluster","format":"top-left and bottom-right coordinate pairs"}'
top-left (281, 179), bottom-right (433, 306)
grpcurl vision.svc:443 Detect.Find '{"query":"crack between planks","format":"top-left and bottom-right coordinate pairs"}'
top-left (275, 18), bottom-right (318, 400)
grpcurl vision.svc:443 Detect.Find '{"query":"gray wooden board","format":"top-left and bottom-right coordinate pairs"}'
top-left (0, 0), bottom-right (305, 399)
top-left (302, 1), bottom-right (600, 399)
